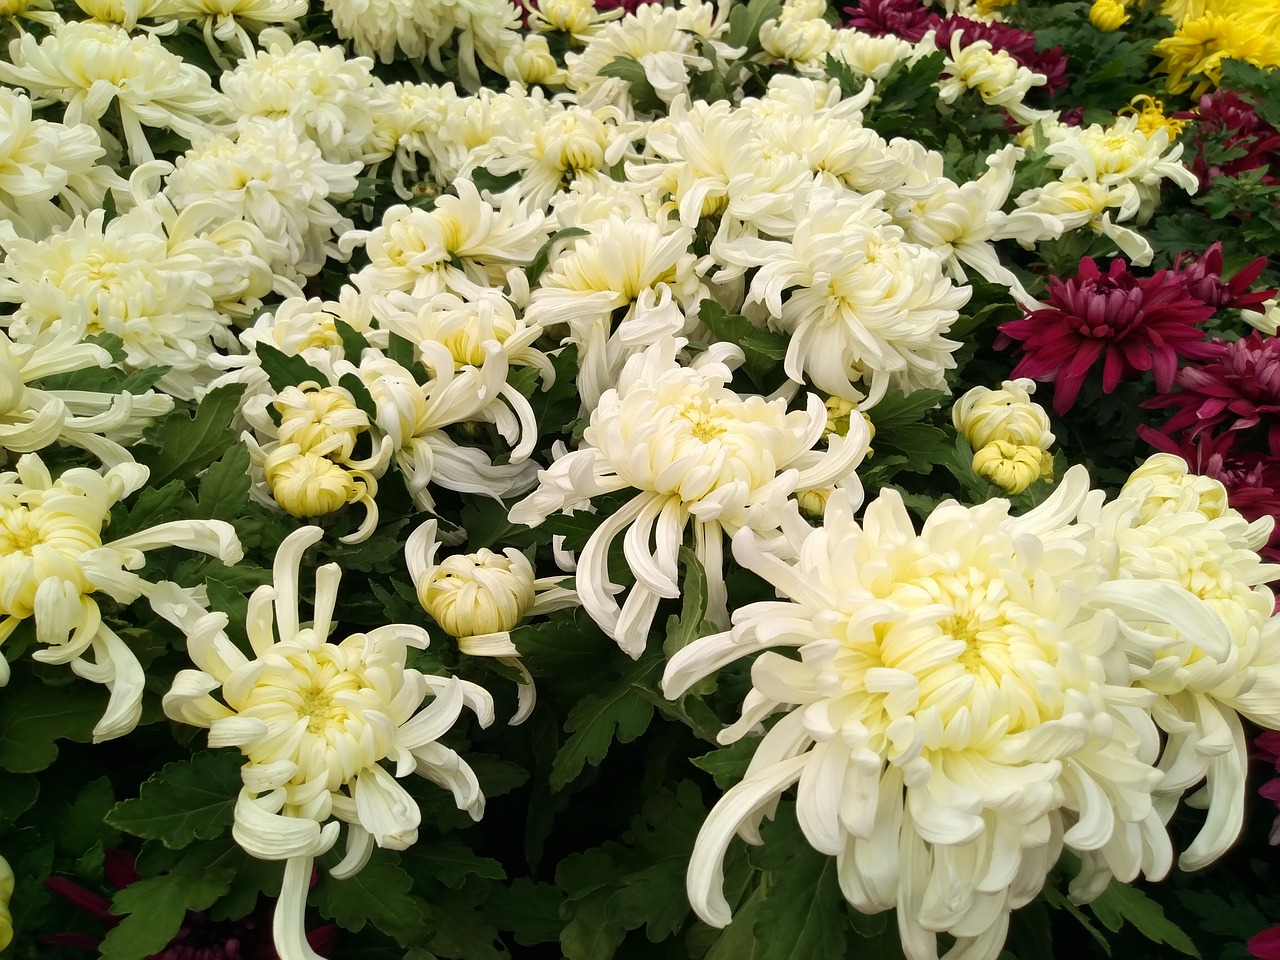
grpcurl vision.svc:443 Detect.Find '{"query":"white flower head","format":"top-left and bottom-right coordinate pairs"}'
top-left (0, 453), bottom-right (242, 740)
top-left (158, 525), bottom-right (493, 960)
top-left (663, 470), bottom-right (1172, 960)
top-left (509, 338), bottom-right (870, 656)
top-left (936, 31), bottom-right (1052, 126)
top-left (406, 519), bottom-right (577, 723)
top-left (0, 20), bottom-right (228, 165)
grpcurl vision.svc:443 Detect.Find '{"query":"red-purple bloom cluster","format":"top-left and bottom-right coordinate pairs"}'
top-left (1138, 427), bottom-right (1280, 563)
top-left (593, 0), bottom-right (661, 11)
top-left (1250, 927), bottom-right (1280, 960)
top-left (1174, 91), bottom-right (1280, 189)
top-left (842, 0), bottom-right (1068, 90)
top-left (1250, 733), bottom-right (1280, 957)
top-left (998, 257), bottom-right (1218, 414)
top-left (1145, 332), bottom-right (1280, 446)
top-left (44, 850), bottom-right (340, 960)
top-left (1174, 243), bottom-right (1275, 312)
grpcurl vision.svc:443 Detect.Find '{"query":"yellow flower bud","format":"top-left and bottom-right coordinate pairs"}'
top-left (953, 380), bottom-right (1054, 451)
top-left (1122, 453), bottom-right (1230, 522)
top-left (421, 549), bottom-right (537, 638)
top-left (0, 853), bottom-right (14, 953)
top-left (501, 35), bottom-right (565, 85)
top-left (972, 440), bottom-right (1053, 494)
top-left (796, 488), bottom-right (832, 517)
top-left (273, 385), bottom-right (368, 464)
top-left (265, 447), bottom-right (362, 518)
top-left (823, 396), bottom-right (875, 445)
top-left (1090, 0), bottom-right (1130, 31)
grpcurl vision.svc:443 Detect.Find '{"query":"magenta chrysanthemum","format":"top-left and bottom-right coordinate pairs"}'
top-left (1175, 90), bottom-right (1280, 188)
top-left (999, 257), bottom-right (1218, 414)
top-left (1175, 242), bottom-right (1276, 311)
top-left (1145, 332), bottom-right (1280, 445)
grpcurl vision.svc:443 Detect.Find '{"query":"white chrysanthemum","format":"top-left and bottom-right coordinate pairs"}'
top-left (1080, 459), bottom-right (1280, 876)
top-left (952, 379), bottom-right (1054, 451)
top-left (663, 471), bottom-right (1171, 960)
top-left (936, 31), bottom-right (1052, 125)
top-left (406, 518), bottom-right (577, 723)
top-left (565, 2), bottom-right (725, 112)
top-left (1012, 175), bottom-right (1154, 265)
top-left (750, 112), bottom-right (901, 198)
top-left (362, 81), bottom-right (456, 198)
top-left (343, 184), bottom-right (548, 313)
top-left (221, 31), bottom-right (386, 165)
top-left (0, 317), bottom-right (173, 467)
top-left (0, 453), bottom-right (242, 740)
top-left (355, 347), bottom-right (539, 513)
top-left (0, 0), bottom-right (60, 28)
top-left (760, 0), bottom-right (838, 70)
top-left (0, 199), bottom-right (238, 400)
top-left (1041, 115), bottom-right (1199, 221)
top-left (526, 0), bottom-right (624, 39)
top-left (477, 103), bottom-right (642, 206)
top-left (163, 0), bottom-right (306, 60)
top-left (157, 525), bottom-right (493, 960)
top-left (0, 88), bottom-right (124, 242)
top-left (0, 21), bottom-right (227, 164)
top-left (165, 117), bottom-right (360, 282)
top-left (524, 214), bottom-right (706, 409)
top-left (74, 0), bottom-right (170, 30)
top-left (831, 27), bottom-right (916, 80)
top-left (428, 86), bottom-right (555, 185)
top-left (238, 289), bottom-right (385, 370)
top-left (714, 186), bottom-right (970, 406)
top-left (509, 338), bottom-right (870, 656)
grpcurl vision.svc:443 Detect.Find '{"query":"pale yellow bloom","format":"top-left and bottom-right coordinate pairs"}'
top-left (0, 853), bottom-right (11, 952)
top-left (264, 446), bottom-right (376, 520)
top-left (952, 378), bottom-right (1054, 449)
top-left (972, 439), bottom-right (1053, 493)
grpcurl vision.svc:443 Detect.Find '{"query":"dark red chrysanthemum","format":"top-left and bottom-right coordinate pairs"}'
top-left (44, 850), bottom-right (339, 960)
top-left (998, 257), bottom-right (1219, 414)
top-left (1174, 90), bottom-right (1280, 189)
top-left (1145, 332), bottom-right (1280, 446)
top-left (1249, 927), bottom-right (1280, 960)
top-left (1137, 426), bottom-right (1280, 563)
top-left (842, 0), bottom-right (932, 38)
top-left (1174, 243), bottom-right (1276, 311)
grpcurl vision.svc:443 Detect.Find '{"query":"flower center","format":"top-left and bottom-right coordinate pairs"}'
top-left (297, 685), bottom-right (338, 735)
top-left (0, 508), bottom-right (44, 554)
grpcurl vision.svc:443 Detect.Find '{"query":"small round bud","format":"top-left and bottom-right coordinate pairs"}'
top-left (421, 549), bottom-right (537, 638)
top-left (265, 447), bottom-right (359, 518)
top-left (972, 440), bottom-right (1053, 494)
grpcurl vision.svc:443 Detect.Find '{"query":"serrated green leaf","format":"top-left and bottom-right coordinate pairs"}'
top-left (561, 889), bottom-right (627, 960)
top-left (868, 389), bottom-right (946, 431)
top-left (1041, 883), bottom-right (1111, 956)
top-left (402, 838), bottom-right (506, 889)
top-left (751, 812), bottom-right (849, 960)
top-left (0, 771), bottom-right (39, 822)
top-left (138, 384), bottom-right (247, 486)
top-left (106, 752), bottom-right (241, 848)
top-left (550, 655), bottom-right (660, 790)
top-left (119, 479), bottom-right (196, 536)
top-left (664, 547), bottom-right (715, 657)
top-left (317, 852), bottom-right (427, 946)
top-left (257, 343), bottom-right (322, 392)
top-left (691, 737), bottom-right (758, 790)
top-left (485, 879), bottom-right (565, 946)
top-left (197, 444), bottom-right (252, 521)
top-left (725, 0), bottom-right (784, 52)
top-left (525, 227), bottom-right (590, 285)
top-left (423, 883), bottom-right (510, 960)
top-left (0, 682), bottom-right (106, 772)
top-left (698, 300), bottom-right (776, 386)
top-left (1089, 881), bottom-right (1201, 957)
top-left (98, 864), bottom-right (236, 960)
top-left (877, 422), bottom-right (951, 473)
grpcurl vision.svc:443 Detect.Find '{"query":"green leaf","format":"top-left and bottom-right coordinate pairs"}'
top-left (725, 0), bottom-right (784, 53)
top-left (1089, 881), bottom-right (1201, 957)
top-left (99, 863), bottom-right (236, 960)
top-left (257, 343), bottom-right (322, 392)
top-left (598, 58), bottom-right (665, 114)
top-left (560, 888), bottom-right (626, 960)
top-left (317, 853), bottom-right (428, 945)
top-left (751, 813), bottom-right (849, 960)
top-left (691, 737), bottom-right (758, 790)
top-left (868, 389), bottom-right (946, 432)
top-left (1041, 884), bottom-right (1111, 956)
top-left (664, 547), bottom-right (716, 657)
top-left (106, 752), bottom-right (241, 848)
top-left (119, 479), bottom-right (196, 536)
top-left (138, 384), bottom-right (247, 486)
top-left (550, 654), bottom-right (660, 790)
top-left (197, 443), bottom-right (252, 521)
top-left (401, 838), bottom-right (506, 889)
top-left (525, 227), bottom-right (590, 285)
top-left (0, 682), bottom-right (106, 772)
top-left (422, 882), bottom-right (510, 960)
top-left (338, 371), bottom-right (379, 420)
top-left (698, 300), bottom-right (780, 386)
top-left (335, 317), bottom-right (372, 360)
top-left (0, 771), bottom-right (39, 823)
top-left (485, 879), bottom-right (565, 946)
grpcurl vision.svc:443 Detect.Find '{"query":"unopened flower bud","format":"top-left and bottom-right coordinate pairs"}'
top-left (953, 379), bottom-right (1054, 451)
top-left (421, 549), bottom-right (537, 639)
top-left (265, 447), bottom-right (359, 518)
top-left (972, 440), bottom-right (1053, 494)
top-left (273, 385), bottom-right (368, 464)
top-left (824, 396), bottom-right (875, 445)
top-left (796, 488), bottom-right (832, 517)
top-left (500, 34), bottom-right (564, 85)
top-left (1089, 0), bottom-right (1129, 31)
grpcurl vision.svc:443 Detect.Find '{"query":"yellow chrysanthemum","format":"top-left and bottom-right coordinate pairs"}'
top-left (1152, 10), bottom-right (1280, 95)
top-left (1119, 95), bottom-right (1187, 138)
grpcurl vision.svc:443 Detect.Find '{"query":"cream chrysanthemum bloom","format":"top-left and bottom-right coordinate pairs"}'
top-left (406, 519), bottom-right (577, 723)
top-left (165, 117), bottom-right (360, 283)
top-left (509, 338), bottom-right (870, 657)
top-left (1080, 458), bottom-right (1280, 877)
top-left (953, 379), bottom-right (1055, 493)
top-left (714, 187), bottom-right (970, 406)
top-left (0, 88), bottom-right (124, 242)
top-left (0, 454), bottom-right (242, 740)
top-left (936, 31), bottom-right (1052, 126)
top-left (0, 316), bottom-right (173, 467)
top-left (157, 525), bottom-right (494, 960)
top-left (220, 31), bottom-right (386, 165)
top-left (663, 472), bottom-right (1172, 960)
top-left (163, 0), bottom-right (306, 61)
top-left (0, 21), bottom-right (227, 165)
top-left (831, 28), bottom-right (916, 81)
top-left (525, 214), bottom-right (705, 409)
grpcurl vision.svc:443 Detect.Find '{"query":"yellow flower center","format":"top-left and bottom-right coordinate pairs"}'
top-left (0, 508), bottom-right (45, 553)
top-left (298, 684), bottom-right (338, 734)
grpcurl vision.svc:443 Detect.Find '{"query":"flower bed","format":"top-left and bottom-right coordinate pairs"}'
top-left (0, 0), bottom-right (1278, 957)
